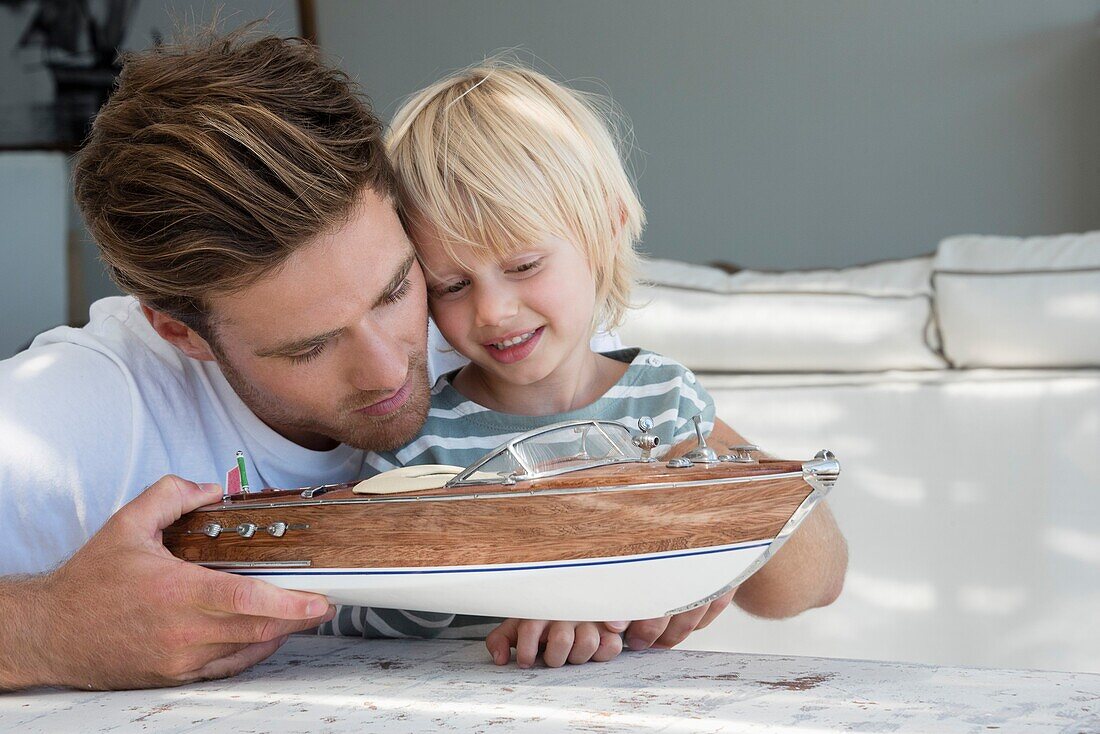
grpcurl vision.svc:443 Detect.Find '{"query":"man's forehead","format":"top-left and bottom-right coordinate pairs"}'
top-left (212, 192), bottom-right (415, 340)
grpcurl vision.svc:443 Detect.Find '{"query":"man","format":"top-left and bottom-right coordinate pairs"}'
top-left (0, 30), bottom-right (846, 691)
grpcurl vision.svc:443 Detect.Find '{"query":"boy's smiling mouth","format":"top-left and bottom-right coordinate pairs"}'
top-left (483, 326), bottom-right (545, 363)
top-left (488, 329), bottom-right (537, 350)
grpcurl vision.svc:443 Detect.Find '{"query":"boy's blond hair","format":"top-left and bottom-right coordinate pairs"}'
top-left (387, 60), bottom-right (644, 331)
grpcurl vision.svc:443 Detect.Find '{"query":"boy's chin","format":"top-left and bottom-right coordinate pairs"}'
top-left (469, 358), bottom-right (545, 382)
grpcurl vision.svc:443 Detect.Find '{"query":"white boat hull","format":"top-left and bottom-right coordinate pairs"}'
top-left (235, 538), bottom-right (773, 620)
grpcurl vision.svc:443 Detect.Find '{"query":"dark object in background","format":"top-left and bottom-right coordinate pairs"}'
top-left (1, 0), bottom-right (137, 140)
top-left (708, 261), bottom-right (742, 275)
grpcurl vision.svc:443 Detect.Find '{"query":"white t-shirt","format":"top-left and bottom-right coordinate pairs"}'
top-left (0, 296), bottom-right (621, 576)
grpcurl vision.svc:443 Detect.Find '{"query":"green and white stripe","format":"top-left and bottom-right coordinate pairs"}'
top-left (364, 348), bottom-right (716, 475)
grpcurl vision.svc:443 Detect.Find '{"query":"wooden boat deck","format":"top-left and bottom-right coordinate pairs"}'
top-left (164, 460), bottom-right (812, 568)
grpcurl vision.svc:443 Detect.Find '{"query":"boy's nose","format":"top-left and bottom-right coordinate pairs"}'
top-left (473, 284), bottom-right (519, 328)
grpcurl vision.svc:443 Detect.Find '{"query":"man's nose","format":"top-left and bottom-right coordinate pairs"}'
top-left (345, 327), bottom-right (408, 392)
top-left (473, 283), bottom-right (519, 328)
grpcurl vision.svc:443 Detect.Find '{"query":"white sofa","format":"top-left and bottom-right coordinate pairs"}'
top-left (618, 232), bottom-right (1100, 674)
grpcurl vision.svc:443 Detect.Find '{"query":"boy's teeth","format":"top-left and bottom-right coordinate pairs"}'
top-left (493, 330), bottom-right (535, 349)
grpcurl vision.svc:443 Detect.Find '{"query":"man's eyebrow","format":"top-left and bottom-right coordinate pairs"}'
top-left (371, 251), bottom-right (415, 308)
top-left (254, 251), bottom-right (415, 359)
top-left (254, 326), bottom-right (345, 358)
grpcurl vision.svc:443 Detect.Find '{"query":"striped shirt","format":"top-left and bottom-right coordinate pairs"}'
top-left (320, 348), bottom-right (717, 639)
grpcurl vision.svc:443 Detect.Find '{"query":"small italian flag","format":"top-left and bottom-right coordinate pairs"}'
top-left (225, 450), bottom-right (250, 494)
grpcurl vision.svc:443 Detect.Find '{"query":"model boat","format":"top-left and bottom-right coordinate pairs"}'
top-left (163, 418), bottom-right (840, 620)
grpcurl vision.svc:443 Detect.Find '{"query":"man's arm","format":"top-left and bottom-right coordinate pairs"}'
top-left (0, 476), bottom-right (334, 691)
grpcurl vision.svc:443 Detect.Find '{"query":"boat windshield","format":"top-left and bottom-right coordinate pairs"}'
top-left (446, 420), bottom-right (644, 487)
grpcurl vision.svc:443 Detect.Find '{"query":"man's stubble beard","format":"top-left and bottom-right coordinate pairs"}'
top-left (214, 346), bottom-right (432, 452)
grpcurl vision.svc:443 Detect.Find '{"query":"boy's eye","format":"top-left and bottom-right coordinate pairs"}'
top-left (432, 278), bottom-right (471, 299)
top-left (508, 257), bottom-right (544, 275)
top-left (288, 342), bottom-right (327, 365)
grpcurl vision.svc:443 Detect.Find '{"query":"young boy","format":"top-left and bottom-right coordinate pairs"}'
top-left (324, 62), bottom-right (717, 667)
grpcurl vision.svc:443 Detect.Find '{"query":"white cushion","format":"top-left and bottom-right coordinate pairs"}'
top-left (932, 232), bottom-right (1100, 368)
top-left (618, 257), bottom-right (946, 372)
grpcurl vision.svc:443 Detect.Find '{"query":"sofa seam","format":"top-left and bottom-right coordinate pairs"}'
top-left (636, 283), bottom-right (932, 299)
top-left (933, 267), bottom-right (1100, 276)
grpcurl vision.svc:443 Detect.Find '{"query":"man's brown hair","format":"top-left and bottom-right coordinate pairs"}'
top-left (74, 27), bottom-right (396, 337)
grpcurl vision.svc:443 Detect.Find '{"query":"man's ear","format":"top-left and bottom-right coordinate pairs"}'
top-left (140, 304), bottom-right (217, 362)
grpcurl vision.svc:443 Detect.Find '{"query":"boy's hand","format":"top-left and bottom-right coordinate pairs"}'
top-left (622, 589), bottom-right (736, 651)
top-left (486, 619), bottom-right (627, 668)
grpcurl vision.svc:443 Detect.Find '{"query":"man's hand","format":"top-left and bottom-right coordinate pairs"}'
top-left (4, 475), bottom-right (334, 691)
top-left (485, 619), bottom-right (626, 668)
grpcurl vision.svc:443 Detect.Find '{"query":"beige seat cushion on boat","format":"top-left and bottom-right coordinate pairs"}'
top-left (353, 465), bottom-right (464, 494)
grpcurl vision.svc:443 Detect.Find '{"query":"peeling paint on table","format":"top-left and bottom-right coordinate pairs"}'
top-left (2, 637), bottom-right (1097, 732)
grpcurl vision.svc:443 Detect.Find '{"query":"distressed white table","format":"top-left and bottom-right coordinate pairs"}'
top-left (2, 636), bottom-right (1097, 733)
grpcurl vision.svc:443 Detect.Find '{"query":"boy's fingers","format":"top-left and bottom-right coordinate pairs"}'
top-left (566, 623), bottom-right (601, 665)
top-left (695, 591), bottom-right (736, 630)
top-left (515, 620), bottom-right (549, 669)
top-left (485, 619), bottom-right (520, 665)
top-left (626, 616), bottom-right (671, 651)
top-left (592, 627), bottom-right (624, 663)
top-left (543, 622), bottom-right (576, 668)
top-left (653, 605), bottom-right (708, 649)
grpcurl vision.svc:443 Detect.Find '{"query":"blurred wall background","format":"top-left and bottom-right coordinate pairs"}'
top-left (0, 0), bottom-right (298, 353)
top-left (317, 0), bottom-right (1100, 270)
top-left (1, 1), bottom-right (299, 104)
top-left (2, 0), bottom-right (1099, 345)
